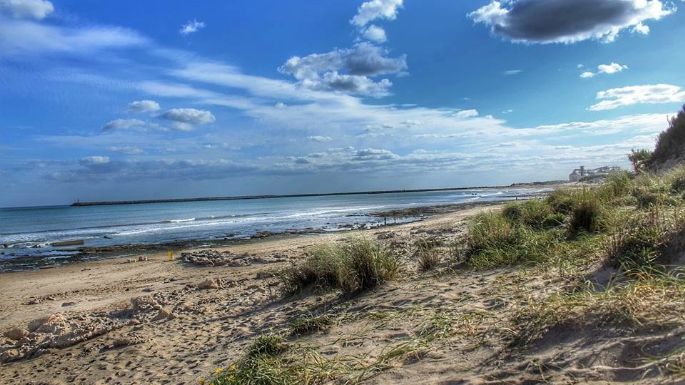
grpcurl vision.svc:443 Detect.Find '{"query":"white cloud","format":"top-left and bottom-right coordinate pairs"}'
top-left (279, 42), bottom-right (406, 97)
top-left (307, 136), bottom-right (333, 142)
top-left (580, 62), bottom-right (629, 78)
top-left (160, 108), bottom-right (216, 131)
top-left (351, 0), bottom-right (403, 27)
top-left (102, 119), bottom-right (146, 131)
top-left (128, 99), bottom-right (160, 113)
top-left (503, 69), bottom-right (522, 75)
top-left (470, 0), bottom-right (674, 44)
top-left (179, 20), bottom-right (205, 35)
top-left (589, 84), bottom-right (685, 111)
top-left (0, 0), bottom-right (53, 20)
top-left (361, 25), bottom-right (387, 43)
top-left (108, 146), bottom-right (144, 155)
top-left (80, 156), bottom-right (110, 166)
top-left (0, 18), bottom-right (147, 57)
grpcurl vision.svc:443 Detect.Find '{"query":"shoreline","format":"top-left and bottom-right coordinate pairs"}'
top-left (0, 194), bottom-right (551, 273)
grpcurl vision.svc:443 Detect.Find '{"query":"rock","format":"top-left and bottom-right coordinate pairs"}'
top-left (107, 334), bottom-right (148, 350)
top-left (61, 301), bottom-right (77, 307)
top-left (153, 308), bottom-right (173, 321)
top-left (137, 256), bottom-right (148, 262)
top-left (198, 278), bottom-right (219, 290)
top-left (0, 349), bottom-right (20, 363)
top-left (4, 327), bottom-right (29, 341)
top-left (130, 296), bottom-right (158, 312)
top-left (28, 313), bottom-right (69, 334)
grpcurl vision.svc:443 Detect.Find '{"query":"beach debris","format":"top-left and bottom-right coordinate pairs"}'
top-left (105, 334), bottom-right (148, 350)
top-left (181, 250), bottom-right (287, 267)
top-left (61, 301), bottom-right (77, 307)
top-left (4, 327), bottom-right (29, 341)
top-left (137, 256), bottom-right (148, 262)
top-left (197, 278), bottom-right (220, 290)
top-left (153, 308), bottom-right (174, 321)
top-left (130, 295), bottom-right (160, 312)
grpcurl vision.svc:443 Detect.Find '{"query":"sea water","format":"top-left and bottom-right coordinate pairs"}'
top-left (0, 187), bottom-right (547, 263)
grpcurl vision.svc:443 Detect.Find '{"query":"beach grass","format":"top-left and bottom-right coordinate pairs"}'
top-left (280, 237), bottom-right (399, 295)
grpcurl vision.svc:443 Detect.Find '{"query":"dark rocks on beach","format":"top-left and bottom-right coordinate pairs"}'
top-left (181, 250), bottom-right (287, 267)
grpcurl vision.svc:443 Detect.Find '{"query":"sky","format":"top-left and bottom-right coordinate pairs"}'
top-left (1, 0), bottom-right (684, 207)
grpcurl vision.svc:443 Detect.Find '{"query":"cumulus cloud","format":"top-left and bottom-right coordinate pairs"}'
top-left (160, 108), bottom-right (216, 131)
top-left (580, 62), bottom-right (629, 78)
top-left (0, 0), bottom-right (53, 20)
top-left (351, 0), bottom-right (403, 27)
top-left (469, 0), bottom-right (674, 44)
top-left (279, 42), bottom-right (407, 97)
top-left (128, 100), bottom-right (160, 113)
top-left (361, 25), bottom-right (387, 43)
top-left (589, 84), bottom-right (685, 111)
top-left (179, 19), bottom-right (205, 35)
top-left (102, 118), bottom-right (146, 131)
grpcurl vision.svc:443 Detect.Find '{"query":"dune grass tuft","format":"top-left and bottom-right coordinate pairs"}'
top-left (414, 238), bottom-right (441, 271)
top-left (280, 237), bottom-right (398, 295)
top-left (289, 314), bottom-right (332, 336)
top-left (511, 269), bottom-right (685, 346)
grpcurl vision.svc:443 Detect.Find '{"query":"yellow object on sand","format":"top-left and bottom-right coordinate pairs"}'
top-left (167, 250), bottom-right (174, 261)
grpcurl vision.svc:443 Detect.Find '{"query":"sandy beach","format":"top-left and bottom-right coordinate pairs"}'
top-left (0, 202), bottom-right (682, 385)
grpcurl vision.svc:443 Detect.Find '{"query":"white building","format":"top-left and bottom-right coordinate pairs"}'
top-left (569, 165), bottom-right (622, 182)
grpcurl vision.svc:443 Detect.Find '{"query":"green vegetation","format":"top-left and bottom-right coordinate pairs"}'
top-left (205, 107), bottom-right (685, 384)
top-left (646, 105), bottom-right (685, 169)
top-left (288, 314), bottom-right (332, 336)
top-left (414, 238), bottom-right (441, 271)
top-left (461, 164), bottom-right (685, 272)
top-left (511, 269), bottom-right (685, 346)
top-left (280, 237), bottom-right (399, 295)
top-left (206, 335), bottom-right (336, 385)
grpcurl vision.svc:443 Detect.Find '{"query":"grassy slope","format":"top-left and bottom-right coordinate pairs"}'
top-left (202, 169), bottom-right (685, 385)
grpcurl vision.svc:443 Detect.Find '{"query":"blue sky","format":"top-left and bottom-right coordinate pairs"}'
top-left (1, 0), bottom-right (684, 207)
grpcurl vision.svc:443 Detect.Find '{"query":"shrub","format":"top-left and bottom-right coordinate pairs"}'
top-left (414, 238), bottom-right (441, 271)
top-left (416, 248), bottom-right (440, 271)
top-left (280, 238), bottom-right (398, 295)
top-left (646, 105), bottom-right (685, 169)
top-left (247, 335), bottom-right (288, 358)
top-left (338, 238), bottom-right (399, 293)
top-left (606, 209), bottom-right (685, 272)
top-left (597, 171), bottom-right (633, 201)
top-left (546, 189), bottom-right (578, 215)
top-left (503, 200), bottom-right (556, 229)
top-left (465, 211), bottom-right (564, 269)
top-left (629, 149), bottom-right (653, 173)
top-left (569, 198), bottom-right (604, 235)
top-left (468, 212), bottom-right (517, 253)
top-left (279, 248), bottom-right (342, 294)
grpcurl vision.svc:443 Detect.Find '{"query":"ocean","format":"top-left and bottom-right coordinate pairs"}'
top-left (0, 187), bottom-right (547, 267)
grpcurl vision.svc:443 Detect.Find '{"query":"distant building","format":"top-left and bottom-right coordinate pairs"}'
top-left (569, 165), bottom-right (622, 182)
